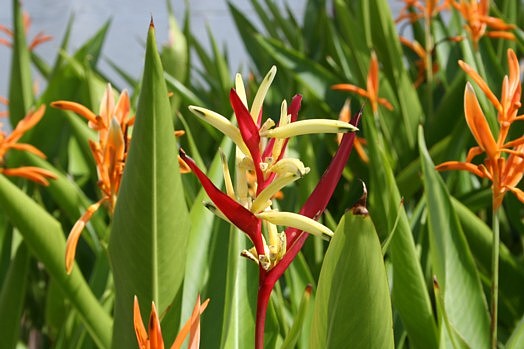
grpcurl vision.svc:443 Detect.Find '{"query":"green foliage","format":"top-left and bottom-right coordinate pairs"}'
top-left (1, 0), bottom-right (523, 348)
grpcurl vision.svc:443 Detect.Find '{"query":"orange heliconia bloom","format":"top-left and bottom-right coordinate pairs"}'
top-left (396, 0), bottom-right (451, 24)
top-left (0, 12), bottom-right (52, 50)
top-left (436, 49), bottom-right (524, 209)
top-left (337, 99), bottom-right (368, 163)
top-left (450, 0), bottom-right (515, 49)
top-left (134, 295), bottom-right (209, 349)
top-left (52, 84), bottom-right (134, 274)
top-left (332, 51), bottom-right (394, 114)
top-left (0, 105), bottom-right (57, 185)
top-left (399, 36), bottom-right (440, 88)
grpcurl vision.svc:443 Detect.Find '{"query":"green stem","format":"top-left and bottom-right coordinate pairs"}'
top-left (424, 15), bottom-right (434, 122)
top-left (490, 207), bottom-right (500, 349)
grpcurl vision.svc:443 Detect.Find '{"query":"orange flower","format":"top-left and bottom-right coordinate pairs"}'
top-left (332, 51), bottom-right (393, 114)
top-left (396, 0), bottom-right (451, 24)
top-left (436, 49), bottom-right (524, 209)
top-left (450, 0), bottom-right (515, 48)
top-left (399, 36), bottom-right (440, 88)
top-left (0, 105), bottom-right (57, 185)
top-left (52, 84), bottom-right (134, 274)
top-left (0, 96), bottom-right (8, 118)
top-left (0, 11), bottom-right (52, 50)
top-left (337, 99), bottom-right (368, 163)
top-left (134, 295), bottom-right (209, 349)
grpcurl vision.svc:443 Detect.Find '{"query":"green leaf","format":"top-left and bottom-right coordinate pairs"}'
top-left (418, 126), bottom-right (490, 349)
top-left (8, 0), bottom-right (34, 122)
top-left (219, 229), bottom-right (257, 349)
top-left (109, 21), bottom-right (190, 348)
top-left (507, 314), bottom-right (524, 349)
top-left (0, 175), bottom-right (112, 348)
top-left (310, 211), bottom-right (394, 349)
top-left (365, 116), bottom-right (438, 349)
top-left (0, 242), bottom-right (29, 349)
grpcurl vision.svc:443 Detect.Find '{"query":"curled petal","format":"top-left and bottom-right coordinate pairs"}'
top-left (51, 101), bottom-right (98, 125)
top-left (8, 105), bottom-right (46, 143)
top-left (459, 61), bottom-right (502, 112)
top-left (250, 66), bottom-right (277, 123)
top-left (148, 302), bottom-right (164, 349)
top-left (251, 173), bottom-right (302, 213)
top-left (1, 166), bottom-right (57, 186)
top-left (435, 160), bottom-right (486, 178)
top-left (257, 210), bottom-right (333, 239)
top-left (464, 83), bottom-right (498, 159)
top-left (260, 119), bottom-right (358, 139)
top-left (65, 198), bottom-right (107, 274)
top-left (133, 296), bottom-right (149, 349)
top-left (188, 105), bottom-right (249, 155)
top-left (171, 296), bottom-right (210, 349)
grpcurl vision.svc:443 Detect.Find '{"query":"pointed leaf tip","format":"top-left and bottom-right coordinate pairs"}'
top-left (150, 16), bottom-right (155, 29)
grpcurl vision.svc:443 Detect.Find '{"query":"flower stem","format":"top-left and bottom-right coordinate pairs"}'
top-left (255, 279), bottom-right (272, 349)
top-left (490, 207), bottom-right (500, 349)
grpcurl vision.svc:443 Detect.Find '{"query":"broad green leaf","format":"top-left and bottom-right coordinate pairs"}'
top-left (507, 314), bottom-right (524, 349)
top-left (0, 242), bottom-right (29, 349)
top-left (109, 22), bottom-right (189, 348)
top-left (8, 0), bottom-right (33, 122)
top-left (418, 126), bottom-right (490, 349)
top-left (0, 175), bottom-right (112, 348)
top-left (310, 211), bottom-right (394, 349)
top-left (365, 115), bottom-right (438, 349)
top-left (219, 228), bottom-right (257, 349)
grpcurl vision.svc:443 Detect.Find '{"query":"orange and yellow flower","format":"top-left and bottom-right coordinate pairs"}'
top-left (52, 84), bottom-right (134, 274)
top-left (332, 51), bottom-right (393, 114)
top-left (0, 105), bottom-right (57, 185)
top-left (450, 0), bottom-right (515, 48)
top-left (134, 295), bottom-right (209, 349)
top-left (436, 49), bottom-right (524, 209)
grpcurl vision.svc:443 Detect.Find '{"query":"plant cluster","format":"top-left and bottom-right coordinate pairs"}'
top-left (0, 0), bottom-right (523, 348)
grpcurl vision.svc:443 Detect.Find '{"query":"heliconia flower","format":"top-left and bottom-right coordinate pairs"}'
top-left (0, 11), bottom-right (52, 50)
top-left (332, 51), bottom-right (393, 114)
top-left (133, 295), bottom-right (209, 349)
top-left (52, 84), bottom-right (134, 274)
top-left (182, 66), bottom-right (361, 349)
top-left (450, 0), bottom-right (515, 49)
top-left (182, 66), bottom-right (358, 271)
top-left (0, 105), bottom-right (57, 185)
top-left (437, 49), bottom-right (524, 210)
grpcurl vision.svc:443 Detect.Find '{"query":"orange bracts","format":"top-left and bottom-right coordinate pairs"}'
top-left (0, 11), bottom-right (52, 50)
top-left (450, 0), bottom-right (515, 48)
top-left (436, 49), bottom-right (524, 209)
top-left (337, 99), bottom-right (368, 163)
top-left (399, 37), bottom-right (440, 88)
top-left (52, 84), bottom-right (134, 274)
top-left (134, 295), bottom-right (209, 349)
top-left (396, 0), bottom-right (451, 24)
top-left (332, 52), bottom-right (393, 114)
top-left (0, 105), bottom-right (57, 185)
